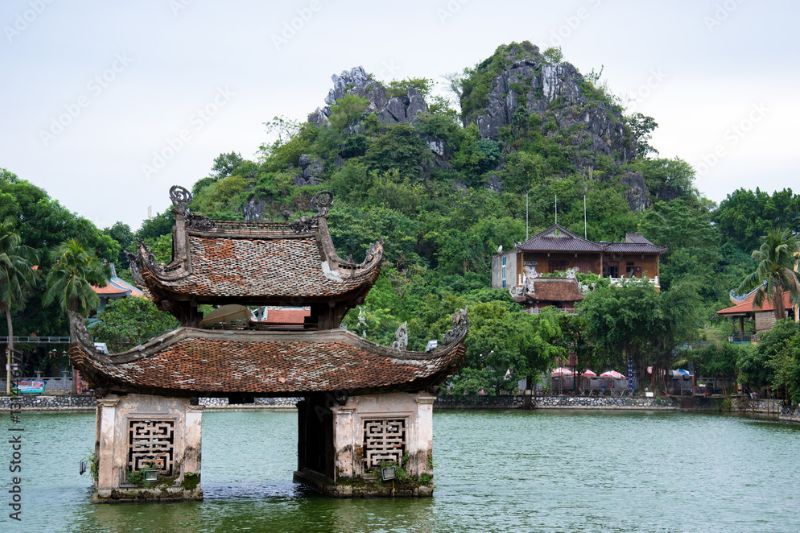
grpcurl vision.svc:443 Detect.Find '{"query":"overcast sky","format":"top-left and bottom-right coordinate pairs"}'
top-left (2, 0), bottom-right (798, 230)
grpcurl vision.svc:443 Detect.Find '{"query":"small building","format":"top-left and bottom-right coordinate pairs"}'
top-left (492, 224), bottom-right (666, 311)
top-left (717, 288), bottom-right (796, 342)
top-left (91, 264), bottom-right (144, 313)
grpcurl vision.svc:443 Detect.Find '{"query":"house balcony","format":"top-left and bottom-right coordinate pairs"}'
top-left (607, 276), bottom-right (660, 288)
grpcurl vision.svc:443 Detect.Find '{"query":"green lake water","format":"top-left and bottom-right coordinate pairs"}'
top-left (1, 409), bottom-right (799, 532)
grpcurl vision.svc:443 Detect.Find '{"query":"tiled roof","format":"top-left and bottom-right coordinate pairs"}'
top-left (262, 308), bottom-right (310, 325)
top-left (92, 277), bottom-right (145, 298)
top-left (518, 224), bottom-right (603, 252)
top-left (92, 284), bottom-right (128, 296)
top-left (517, 224), bottom-right (665, 254)
top-left (139, 233), bottom-right (381, 299)
top-left (132, 188), bottom-right (382, 303)
top-left (717, 291), bottom-right (794, 315)
top-left (528, 278), bottom-right (584, 302)
top-left (68, 312), bottom-right (466, 396)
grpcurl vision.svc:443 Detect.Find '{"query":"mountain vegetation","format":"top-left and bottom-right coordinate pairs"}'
top-left (2, 42), bottom-right (799, 396)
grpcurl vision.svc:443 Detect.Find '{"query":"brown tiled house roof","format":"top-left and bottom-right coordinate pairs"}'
top-left (69, 311), bottom-right (467, 396)
top-left (517, 224), bottom-right (666, 254)
top-left (518, 224), bottom-right (603, 252)
top-left (131, 188), bottom-right (382, 305)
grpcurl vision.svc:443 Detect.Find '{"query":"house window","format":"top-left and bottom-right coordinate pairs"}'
top-left (604, 264), bottom-right (619, 278)
top-left (501, 256), bottom-right (507, 288)
top-left (626, 262), bottom-right (635, 277)
top-left (548, 259), bottom-right (569, 272)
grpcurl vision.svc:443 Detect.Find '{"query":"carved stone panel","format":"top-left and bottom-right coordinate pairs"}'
top-left (128, 419), bottom-right (176, 475)
top-left (363, 418), bottom-right (406, 467)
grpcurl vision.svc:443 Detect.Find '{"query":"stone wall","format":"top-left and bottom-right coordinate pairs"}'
top-left (0, 394), bottom-right (95, 410)
top-left (436, 395), bottom-right (530, 409)
top-left (534, 396), bottom-right (677, 409)
top-left (732, 397), bottom-right (800, 423)
top-left (0, 395), bottom-right (299, 411)
top-left (198, 397), bottom-right (299, 409)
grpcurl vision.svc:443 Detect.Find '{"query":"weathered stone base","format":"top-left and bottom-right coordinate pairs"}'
top-left (295, 391), bottom-right (437, 498)
top-left (92, 394), bottom-right (204, 503)
top-left (293, 468), bottom-right (433, 497)
top-left (92, 486), bottom-right (203, 503)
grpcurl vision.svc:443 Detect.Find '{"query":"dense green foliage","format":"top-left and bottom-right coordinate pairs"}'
top-left (736, 320), bottom-right (800, 402)
top-left (737, 229), bottom-right (800, 318)
top-left (2, 43), bottom-right (799, 399)
top-left (91, 297), bottom-right (179, 352)
top-left (43, 240), bottom-right (106, 315)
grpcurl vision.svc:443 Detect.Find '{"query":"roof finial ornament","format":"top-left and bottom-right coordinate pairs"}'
top-left (169, 185), bottom-right (193, 215)
top-left (310, 191), bottom-right (333, 217)
top-left (392, 322), bottom-right (408, 351)
top-left (443, 308), bottom-right (468, 345)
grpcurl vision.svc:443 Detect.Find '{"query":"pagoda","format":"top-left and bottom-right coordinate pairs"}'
top-left (68, 186), bottom-right (466, 502)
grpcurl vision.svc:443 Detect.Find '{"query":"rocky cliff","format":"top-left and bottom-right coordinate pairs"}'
top-left (461, 42), bottom-right (635, 166)
top-left (308, 66), bottom-right (428, 127)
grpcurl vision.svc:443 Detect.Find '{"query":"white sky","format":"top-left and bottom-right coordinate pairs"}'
top-left (1, 0), bottom-right (798, 229)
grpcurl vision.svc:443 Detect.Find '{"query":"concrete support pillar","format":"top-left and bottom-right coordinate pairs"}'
top-left (91, 394), bottom-right (203, 503)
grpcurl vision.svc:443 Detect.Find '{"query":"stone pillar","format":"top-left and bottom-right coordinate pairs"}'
top-left (295, 391), bottom-right (436, 497)
top-left (91, 394), bottom-right (203, 503)
top-left (331, 405), bottom-right (356, 481)
top-left (412, 392), bottom-right (436, 489)
top-left (95, 397), bottom-right (119, 494)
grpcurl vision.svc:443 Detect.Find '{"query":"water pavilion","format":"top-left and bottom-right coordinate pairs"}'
top-left (68, 186), bottom-right (466, 502)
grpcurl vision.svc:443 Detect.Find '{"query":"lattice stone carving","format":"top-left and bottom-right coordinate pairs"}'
top-left (128, 419), bottom-right (175, 475)
top-left (363, 418), bottom-right (406, 467)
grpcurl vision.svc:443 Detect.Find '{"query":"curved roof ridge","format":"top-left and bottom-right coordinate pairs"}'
top-left (130, 187), bottom-right (383, 303)
top-left (68, 309), bottom-right (467, 396)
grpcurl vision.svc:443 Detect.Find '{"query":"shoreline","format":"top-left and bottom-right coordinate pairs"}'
top-left (3, 395), bottom-right (799, 424)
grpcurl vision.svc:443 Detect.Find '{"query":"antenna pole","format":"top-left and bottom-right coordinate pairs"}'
top-left (584, 194), bottom-right (587, 239)
top-left (525, 191), bottom-right (529, 240)
top-left (554, 194), bottom-right (558, 225)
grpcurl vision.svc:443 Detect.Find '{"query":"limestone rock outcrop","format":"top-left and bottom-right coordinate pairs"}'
top-left (463, 42), bottom-right (634, 165)
top-left (308, 66), bottom-right (428, 127)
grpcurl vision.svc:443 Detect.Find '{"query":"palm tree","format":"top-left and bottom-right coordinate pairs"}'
top-left (0, 226), bottom-right (37, 394)
top-left (738, 229), bottom-right (800, 320)
top-left (44, 240), bottom-right (106, 315)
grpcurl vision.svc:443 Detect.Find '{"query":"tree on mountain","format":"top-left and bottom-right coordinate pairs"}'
top-left (44, 240), bottom-right (107, 315)
top-left (738, 229), bottom-right (800, 320)
top-left (0, 226), bottom-right (37, 394)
